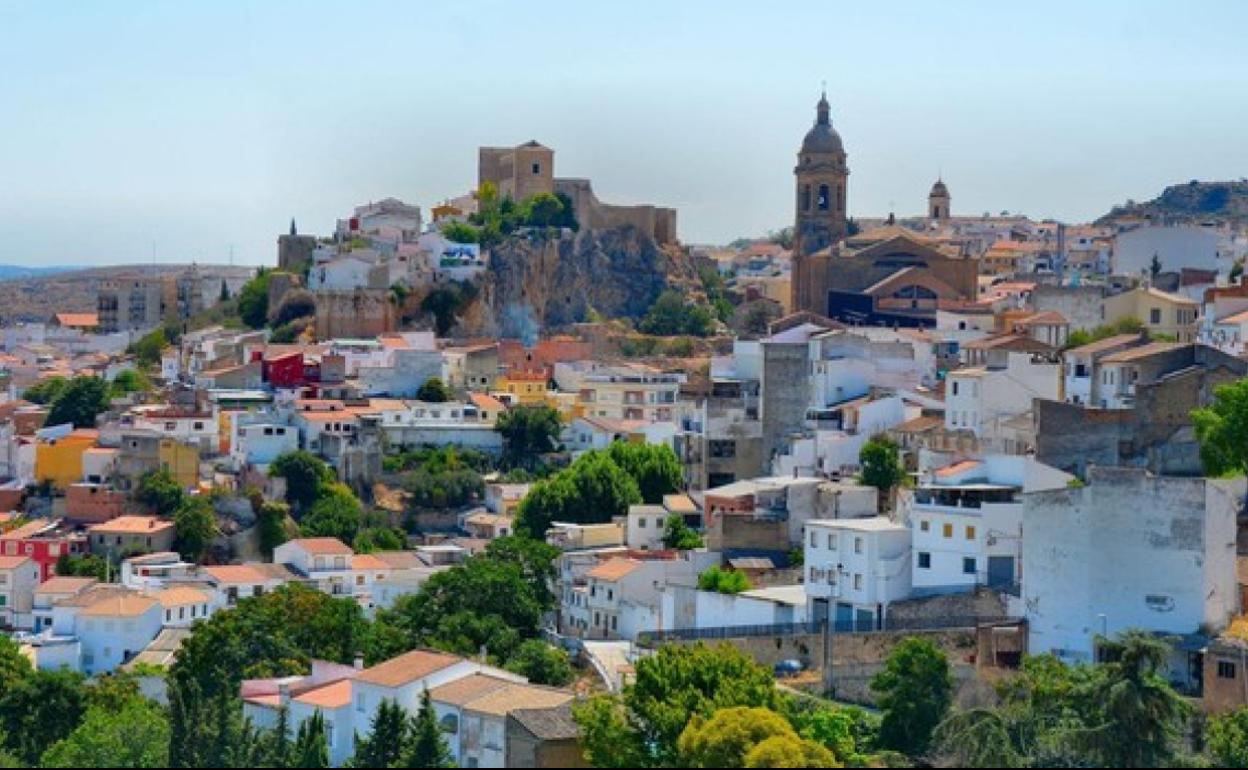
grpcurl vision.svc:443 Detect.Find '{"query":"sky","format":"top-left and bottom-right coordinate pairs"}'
top-left (2, 1), bottom-right (1247, 266)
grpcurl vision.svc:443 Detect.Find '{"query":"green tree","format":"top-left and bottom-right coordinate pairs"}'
top-left (46, 376), bottom-right (110, 428)
top-left (40, 697), bottom-right (169, 768)
top-left (110, 368), bottom-right (152, 398)
top-left (292, 710), bottom-right (329, 768)
top-left (257, 500), bottom-right (293, 557)
top-left (790, 704), bottom-right (878, 766)
top-left (135, 467), bottom-right (187, 514)
top-left (930, 708), bottom-right (1023, 768)
top-left (416, 376), bottom-right (452, 402)
top-left (575, 643), bottom-right (784, 766)
top-left (173, 496), bottom-right (218, 561)
top-left (441, 221), bottom-right (481, 244)
top-left (353, 526), bottom-right (405, 553)
top-left (640, 291), bottom-right (715, 337)
top-left (270, 450), bottom-right (334, 512)
top-left (870, 637), bottom-right (953, 757)
top-left (23, 376), bottom-right (68, 404)
top-left (1192, 378), bottom-right (1248, 478)
top-left (504, 639), bottom-right (574, 687)
top-left (300, 483), bottom-right (363, 543)
top-left (698, 565), bottom-right (751, 594)
top-left (402, 690), bottom-right (454, 768)
top-left (0, 636), bottom-right (31, 691)
top-left (677, 706), bottom-right (834, 768)
top-left (350, 699), bottom-right (409, 769)
top-left (128, 328), bottom-right (168, 369)
top-left (514, 451), bottom-right (641, 538)
top-left (0, 668), bottom-right (87, 765)
top-left (605, 442), bottom-right (682, 504)
top-left (859, 436), bottom-right (905, 497)
top-left (662, 513), bottom-right (704, 550)
top-left (495, 405), bottom-right (562, 470)
top-left (271, 289), bottom-right (316, 328)
top-left (1082, 629), bottom-right (1190, 767)
top-left (237, 270), bottom-right (271, 329)
top-left (55, 552), bottom-right (111, 582)
top-left (1208, 707), bottom-right (1248, 768)
top-left (521, 192), bottom-right (566, 227)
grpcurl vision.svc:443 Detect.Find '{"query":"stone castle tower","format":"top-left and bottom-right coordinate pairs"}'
top-left (928, 178), bottom-right (951, 220)
top-left (792, 90), bottom-right (849, 314)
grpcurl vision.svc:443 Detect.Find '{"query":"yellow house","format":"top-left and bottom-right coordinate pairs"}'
top-left (35, 429), bottom-right (99, 489)
top-left (1104, 286), bottom-right (1199, 343)
top-left (158, 439), bottom-right (200, 489)
top-left (495, 371), bottom-right (549, 406)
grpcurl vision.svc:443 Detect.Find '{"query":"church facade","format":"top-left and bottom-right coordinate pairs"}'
top-left (790, 94), bottom-right (979, 326)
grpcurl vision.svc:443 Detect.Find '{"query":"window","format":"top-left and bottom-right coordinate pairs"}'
top-left (826, 533), bottom-right (836, 550)
top-left (818, 184), bottom-right (830, 211)
top-left (1219, 660), bottom-right (1237, 679)
top-left (918, 552), bottom-right (931, 569)
top-left (942, 523), bottom-right (953, 539)
top-left (532, 162), bottom-right (541, 174)
top-left (853, 574), bottom-right (862, 590)
top-left (919, 520), bottom-right (930, 532)
top-left (854, 537), bottom-right (863, 554)
top-left (965, 525), bottom-right (976, 540)
top-left (963, 557), bottom-right (977, 575)
top-left (951, 381), bottom-right (959, 396)
top-left (638, 518), bottom-right (646, 529)
top-left (810, 531), bottom-right (817, 548)
top-left (1150, 308), bottom-right (1161, 324)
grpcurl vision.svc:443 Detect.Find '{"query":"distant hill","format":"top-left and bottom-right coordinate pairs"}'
top-left (0, 263), bottom-right (256, 324)
top-left (1098, 179), bottom-right (1248, 226)
top-left (0, 265), bottom-right (78, 282)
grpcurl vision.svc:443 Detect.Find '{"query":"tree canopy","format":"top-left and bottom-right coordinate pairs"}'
top-left (858, 435), bottom-right (905, 496)
top-left (45, 376), bottom-right (110, 429)
top-left (495, 404), bottom-right (562, 470)
top-left (640, 290), bottom-right (715, 337)
top-left (269, 450), bottom-right (335, 512)
top-left (416, 376), bottom-right (452, 402)
top-left (237, 270), bottom-right (271, 329)
top-left (1192, 377), bottom-right (1248, 477)
top-left (870, 636), bottom-right (952, 756)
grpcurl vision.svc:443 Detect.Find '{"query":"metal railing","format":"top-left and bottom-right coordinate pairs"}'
top-left (637, 614), bottom-right (1019, 646)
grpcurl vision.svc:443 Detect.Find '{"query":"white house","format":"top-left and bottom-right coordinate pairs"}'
top-left (905, 455), bottom-right (1073, 594)
top-left (231, 422), bottom-right (299, 469)
top-left (945, 351), bottom-right (1061, 437)
top-left (1021, 468), bottom-right (1243, 665)
top-left (804, 517), bottom-right (911, 631)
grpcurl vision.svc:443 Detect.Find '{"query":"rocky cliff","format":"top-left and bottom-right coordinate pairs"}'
top-left (468, 225), bottom-right (703, 339)
top-left (1098, 179), bottom-right (1248, 226)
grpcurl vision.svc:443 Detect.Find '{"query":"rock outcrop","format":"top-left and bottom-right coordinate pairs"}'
top-left (477, 225), bottom-right (702, 339)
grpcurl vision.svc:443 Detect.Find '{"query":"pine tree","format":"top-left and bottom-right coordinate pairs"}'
top-left (293, 710), bottom-right (330, 769)
top-left (402, 690), bottom-right (454, 768)
top-left (350, 699), bottom-right (409, 769)
top-left (168, 676), bottom-right (207, 768)
top-left (264, 706), bottom-right (293, 769)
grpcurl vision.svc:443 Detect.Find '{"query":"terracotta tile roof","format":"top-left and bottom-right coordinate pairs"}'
top-left (54, 313), bottom-right (100, 328)
top-left (463, 683), bottom-right (573, 717)
top-left (154, 586), bottom-right (210, 607)
top-left (287, 537), bottom-right (353, 556)
top-left (1100, 341), bottom-right (1186, 364)
top-left (1064, 333), bottom-right (1145, 356)
top-left (88, 515), bottom-right (175, 535)
top-left (293, 678), bottom-right (354, 709)
top-left (80, 593), bottom-right (159, 617)
top-left (586, 558), bottom-right (641, 582)
top-left (469, 392), bottom-right (506, 412)
top-left (35, 576), bottom-right (97, 595)
top-left (428, 673), bottom-right (513, 706)
top-left (892, 415), bottom-right (944, 433)
top-left (663, 494), bottom-right (697, 514)
top-left (355, 649), bottom-right (462, 688)
top-left (351, 554), bottom-right (392, 571)
top-left (0, 555), bottom-right (32, 570)
top-left (935, 459), bottom-right (983, 477)
top-left (202, 564), bottom-right (275, 584)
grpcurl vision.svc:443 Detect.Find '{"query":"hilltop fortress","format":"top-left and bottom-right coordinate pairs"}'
top-left (478, 140), bottom-right (678, 245)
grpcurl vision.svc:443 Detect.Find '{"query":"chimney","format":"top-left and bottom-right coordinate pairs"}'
top-left (278, 681), bottom-right (290, 706)
top-left (353, 652), bottom-right (364, 670)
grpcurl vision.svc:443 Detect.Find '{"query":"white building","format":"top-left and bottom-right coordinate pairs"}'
top-left (231, 422), bottom-right (299, 469)
top-left (553, 361), bottom-right (684, 423)
top-left (905, 455), bottom-right (1073, 594)
top-left (804, 516), bottom-right (911, 630)
top-left (1021, 468), bottom-right (1243, 664)
top-left (945, 351), bottom-right (1061, 437)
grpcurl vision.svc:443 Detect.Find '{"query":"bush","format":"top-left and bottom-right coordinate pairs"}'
top-left (698, 566), bottom-right (751, 594)
top-left (640, 291), bottom-right (715, 337)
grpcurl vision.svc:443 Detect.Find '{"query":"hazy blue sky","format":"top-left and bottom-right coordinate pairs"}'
top-left (2, 1), bottom-right (1247, 266)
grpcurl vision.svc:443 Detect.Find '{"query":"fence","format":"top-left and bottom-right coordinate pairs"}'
top-left (637, 614), bottom-right (1018, 646)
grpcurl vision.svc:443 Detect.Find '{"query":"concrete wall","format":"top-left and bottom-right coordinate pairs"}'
top-left (1022, 468), bottom-right (1243, 663)
top-left (760, 341), bottom-right (810, 469)
top-left (1031, 284), bottom-right (1107, 332)
top-left (314, 289), bottom-right (395, 340)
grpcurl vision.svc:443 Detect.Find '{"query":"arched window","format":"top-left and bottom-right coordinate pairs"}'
top-left (801, 185), bottom-right (811, 212)
top-left (818, 184), bottom-right (830, 211)
top-left (439, 714), bottom-right (459, 734)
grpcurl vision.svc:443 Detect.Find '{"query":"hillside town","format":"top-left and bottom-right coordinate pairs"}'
top-left (4, 64), bottom-right (1248, 770)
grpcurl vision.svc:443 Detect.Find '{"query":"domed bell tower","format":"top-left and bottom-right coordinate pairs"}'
top-left (792, 90), bottom-right (849, 313)
top-left (928, 178), bottom-right (951, 221)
